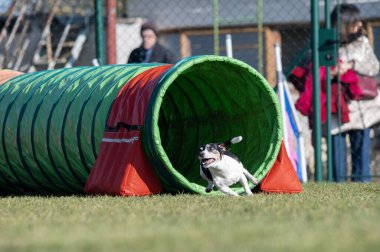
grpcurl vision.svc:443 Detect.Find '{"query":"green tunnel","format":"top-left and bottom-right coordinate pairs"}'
top-left (0, 56), bottom-right (282, 195)
top-left (144, 56), bottom-right (282, 194)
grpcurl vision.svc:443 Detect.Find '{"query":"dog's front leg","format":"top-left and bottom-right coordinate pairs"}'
top-left (205, 181), bottom-right (214, 193)
top-left (240, 176), bottom-right (253, 196)
top-left (218, 186), bottom-right (240, 196)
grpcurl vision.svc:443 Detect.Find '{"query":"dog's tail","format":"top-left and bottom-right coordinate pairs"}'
top-left (223, 136), bottom-right (243, 147)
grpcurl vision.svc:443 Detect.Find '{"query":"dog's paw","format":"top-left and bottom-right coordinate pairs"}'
top-left (246, 191), bottom-right (253, 196)
top-left (205, 188), bottom-right (212, 193)
top-left (252, 176), bottom-right (259, 185)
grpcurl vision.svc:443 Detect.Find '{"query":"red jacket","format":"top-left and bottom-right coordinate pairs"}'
top-left (295, 65), bottom-right (358, 129)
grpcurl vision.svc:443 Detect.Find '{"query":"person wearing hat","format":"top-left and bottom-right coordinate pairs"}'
top-left (127, 21), bottom-right (177, 64)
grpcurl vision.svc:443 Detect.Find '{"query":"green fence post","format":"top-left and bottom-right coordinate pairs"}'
top-left (94, 0), bottom-right (105, 65)
top-left (213, 0), bottom-right (219, 56)
top-left (311, 0), bottom-right (323, 181)
top-left (325, 0), bottom-right (333, 182)
top-left (257, 0), bottom-right (263, 74)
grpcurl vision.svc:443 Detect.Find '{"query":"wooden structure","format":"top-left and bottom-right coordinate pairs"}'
top-left (0, 0), bottom-right (90, 72)
top-left (162, 27), bottom-right (281, 86)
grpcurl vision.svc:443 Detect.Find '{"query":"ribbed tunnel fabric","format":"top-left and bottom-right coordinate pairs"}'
top-left (0, 65), bottom-right (159, 193)
top-left (0, 56), bottom-right (282, 195)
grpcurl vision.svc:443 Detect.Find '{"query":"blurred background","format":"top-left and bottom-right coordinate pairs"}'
top-left (0, 0), bottom-right (379, 181)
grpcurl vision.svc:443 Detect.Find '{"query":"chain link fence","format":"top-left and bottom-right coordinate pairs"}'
top-left (116, 0), bottom-right (313, 87)
top-left (0, 0), bottom-right (379, 182)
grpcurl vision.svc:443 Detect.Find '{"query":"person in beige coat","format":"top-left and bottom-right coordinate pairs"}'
top-left (330, 3), bottom-right (380, 182)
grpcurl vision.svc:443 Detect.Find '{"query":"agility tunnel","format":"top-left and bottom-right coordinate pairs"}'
top-left (0, 56), bottom-right (287, 195)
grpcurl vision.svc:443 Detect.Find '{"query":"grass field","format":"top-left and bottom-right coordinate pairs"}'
top-left (1, 183), bottom-right (380, 252)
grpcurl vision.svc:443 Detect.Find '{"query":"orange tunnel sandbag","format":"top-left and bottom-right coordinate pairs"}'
top-left (0, 70), bottom-right (24, 85)
top-left (84, 66), bottom-right (172, 195)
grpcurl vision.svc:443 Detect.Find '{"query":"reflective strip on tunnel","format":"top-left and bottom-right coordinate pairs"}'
top-left (101, 137), bottom-right (139, 143)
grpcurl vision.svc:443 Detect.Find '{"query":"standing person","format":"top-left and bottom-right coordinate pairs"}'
top-left (127, 21), bottom-right (177, 64)
top-left (329, 4), bottom-right (380, 182)
top-left (294, 3), bottom-right (380, 182)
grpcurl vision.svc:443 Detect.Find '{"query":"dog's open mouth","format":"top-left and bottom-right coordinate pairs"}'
top-left (202, 158), bottom-right (215, 166)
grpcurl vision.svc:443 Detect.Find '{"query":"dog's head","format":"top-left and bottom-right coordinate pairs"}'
top-left (198, 143), bottom-right (227, 168)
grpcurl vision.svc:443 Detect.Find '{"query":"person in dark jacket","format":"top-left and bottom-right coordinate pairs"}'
top-left (127, 21), bottom-right (177, 64)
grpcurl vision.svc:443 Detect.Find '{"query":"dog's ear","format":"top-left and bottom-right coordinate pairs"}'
top-left (218, 143), bottom-right (227, 152)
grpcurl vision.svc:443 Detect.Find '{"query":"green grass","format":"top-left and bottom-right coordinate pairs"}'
top-left (1, 183), bottom-right (380, 252)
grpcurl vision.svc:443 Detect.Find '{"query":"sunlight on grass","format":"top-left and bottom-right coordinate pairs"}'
top-left (1, 183), bottom-right (380, 252)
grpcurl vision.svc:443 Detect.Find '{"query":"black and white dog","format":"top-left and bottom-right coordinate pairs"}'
top-left (199, 136), bottom-right (258, 196)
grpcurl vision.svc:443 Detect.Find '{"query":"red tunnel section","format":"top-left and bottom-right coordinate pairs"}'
top-left (85, 65), bottom-right (172, 196)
